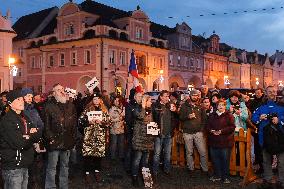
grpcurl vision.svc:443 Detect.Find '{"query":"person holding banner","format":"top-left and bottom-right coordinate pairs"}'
top-left (78, 92), bottom-right (111, 185)
top-left (131, 95), bottom-right (155, 187)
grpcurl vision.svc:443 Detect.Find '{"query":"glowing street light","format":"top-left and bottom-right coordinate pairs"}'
top-left (8, 55), bottom-right (16, 90)
top-left (279, 80), bottom-right (283, 87)
top-left (256, 78), bottom-right (259, 86)
top-left (224, 75), bottom-right (230, 88)
top-left (188, 84), bottom-right (194, 91)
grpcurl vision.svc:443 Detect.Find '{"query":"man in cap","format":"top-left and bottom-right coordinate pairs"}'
top-left (0, 90), bottom-right (41, 189)
top-left (43, 84), bottom-right (77, 189)
top-left (179, 89), bottom-right (208, 175)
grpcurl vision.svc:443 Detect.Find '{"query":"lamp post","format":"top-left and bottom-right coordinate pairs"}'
top-left (8, 56), bottom-right (16, 90)
top-left (224, 75), bottom-right (230, 89)
top-left (278, 80), bottom-right (283, 90)
top-left (158, 69), bottom-right (164, 91)
top-left (256, 77), bottom-right (259, 88)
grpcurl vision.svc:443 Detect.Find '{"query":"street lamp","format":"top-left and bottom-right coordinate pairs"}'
top-left (188, 84), bottom-right (194, 91)
top-left (8, 56), bottom-right (16, 90)
top-left (158, 69), bottom-right (164, 91)
top-left (255, 78), bottom-right (260, 89)
top-left (224, 75), bottom-right (230, 89)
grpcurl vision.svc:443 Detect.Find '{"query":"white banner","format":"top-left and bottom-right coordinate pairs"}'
top-left (147, 122), bottom-right (160, 136)
top-left (85, 77), bottom-right (99, 92)
top-left (65, 87), bottom-right (77, 98)
top-left (86, 111), bottom-right (103, 122)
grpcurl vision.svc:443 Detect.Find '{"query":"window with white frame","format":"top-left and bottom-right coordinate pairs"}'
top-left (71, 51), bottom-right (77, 65)
top-left (39, 56), bottom-right (43, 68)
top-left (109, 50), bottom-right (115, 64)
top-left (177, 56), bottom-right (181, 67)
top-left (136, 27), bottom-right (143, 39)
top-left (159, 58), bottom-right (163, 69)
top-left (190, 58), bottom-right (194, 68)
top-left (196, 59), bottom-right (200, 68)
top-left (184, 57), bottom-right (188, 67)
top-left (31, 56), bottom-right (36, 69)
top-left (48, 55), bottom-right (54, 67)
top-left (119, 51), bottom-right (126, 65)
top-left (59, 53), bottom-right (65, 66)
top-left (65, 23), bottom-right (75, 36)
top-left (85, 50), bottom-right (91, 64)
top-left (169, 55), bottom-right (173, 66)
top-left (19, 47), bottom-right (24, 57)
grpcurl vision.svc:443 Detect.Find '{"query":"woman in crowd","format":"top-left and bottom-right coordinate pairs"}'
top-left (78, 92), bottom-right (111, 185)
top-left (205, 99), bottom-right (236, 184)
top-left (109, 96), bottom-right (125, 161)
top-left (131, 95), bottom-right (155, 187)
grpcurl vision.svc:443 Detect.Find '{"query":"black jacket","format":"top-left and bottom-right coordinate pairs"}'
top-left (0, 110), bottom-right (41, 170)
top-left (125, 99), bottom-right (141, 135)
top-left (250, 96), bottom-right (264, 113)
top-left (263, 123), bottom-right (284, 154)
top-left (43, 97), bottom-right (77, 151)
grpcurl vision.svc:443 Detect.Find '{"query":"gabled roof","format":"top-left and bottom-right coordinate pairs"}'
top-left (150, 22), bottom-right (175, 39)
top-left (12, 7), bottom-right (57, 41)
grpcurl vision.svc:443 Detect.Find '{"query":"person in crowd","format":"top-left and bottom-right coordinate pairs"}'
top-left (170, 92), bottom-right (179, 107)
top-left (0, 91), bottom-right (8, 118)
top-left (43, 84), bottom-right (77, 189)
top-left (210, 92), bottom-right (221, 113)
top-left (251, 88), bottom-right (265, 113)
top-left (131, 94), bottom-right (155, 187)
top-left (102, 90), bottom-right (111, 109)
top-left (201, 85), bottom-right (210, 98)
top-left (22, 88), bottom-right (45, 188)
top-left (179, 89), bottom-right (208, 175)
top-left (252, 86), bottom-right (284, 148)
top-left (109, 96), bottom-right (125, 161)
top-left (205, 99), bottom-right (235, 184)
top-left (226, 90), bottom-right (248, 132)
top-left (124, 91), bottom-right (143, 174)
top-left (78, 92), bottom-right (111, 185)
top-left (152, 90), bottom-right (177, 177)
top-left (0, 90), bottom-right (41, 189)
top-left (201, 97), bottom-right (213, 116)
top-left (262, 113), bottom-right (284, 188)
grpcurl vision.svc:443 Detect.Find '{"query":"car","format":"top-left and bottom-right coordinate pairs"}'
top-left (217, 88), bottom-right (255, 99)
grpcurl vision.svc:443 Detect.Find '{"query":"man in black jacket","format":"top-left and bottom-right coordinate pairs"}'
top-left (0, 90), bottom-right (41, 189)
top-left (43, 84), bottom-right (77, 189)
top-left (124, 91), bottom-right (143, 174)
top-left (152, 90), bottom-right (177, 177)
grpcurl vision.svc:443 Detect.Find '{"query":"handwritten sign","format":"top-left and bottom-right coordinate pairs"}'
top-left (86, 111), bottom-right (103, 122)
top-left (147, 122), bottom-right (160, 135)
top-left (65, 87), bottom-right (77, 98)
top-left (85, 77), bottom-right (99, 92)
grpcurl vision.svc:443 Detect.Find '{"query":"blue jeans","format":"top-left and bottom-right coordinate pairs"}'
top-left (152, 135), bottom-right (172, 174)
top-left (110, 134), bottom-right (125, 159)
top-left (132, 150), bottom-right (150, 176)
top-left (2, 168), bottom-right (28, 189)
top-left (210, 147), bottom-right (231, 179)
top-left (45, 150), bottom-right (70, 189)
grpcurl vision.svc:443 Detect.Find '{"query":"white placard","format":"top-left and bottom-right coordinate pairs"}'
top-left (65, 87), bottom-right (77, 98)
top-left (147, 122), bottom-right (160, 136)
top-left (85, 77), bottom-right (99, 92)
top-left (86, 111), bottom-right (103, 122)
top-left (142, 167), bottom-right (153, 188)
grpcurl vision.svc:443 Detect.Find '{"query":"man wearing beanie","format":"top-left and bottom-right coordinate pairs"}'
top-left (179, 89), bottom-right (208, 175)
top-left (0, 90), bottom-right (41, 189)
top-left (43, 84), bottom-right (77, 189)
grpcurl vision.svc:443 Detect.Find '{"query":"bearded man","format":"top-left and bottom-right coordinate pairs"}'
top-left (179, 89), bottom-right (208, 175)
top-left (43, 84), bottom-right (77, 189)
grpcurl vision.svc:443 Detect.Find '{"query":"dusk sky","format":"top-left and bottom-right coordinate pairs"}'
top-left (1, 0), bottom-right (284, 55)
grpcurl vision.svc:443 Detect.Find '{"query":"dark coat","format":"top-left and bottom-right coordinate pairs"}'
top-left (23, 103), bottom-right (44, 129)
top-left (43, 97), bottom-right (77, 151)
top-left (205, 111), bottom-right (236, 148)
top-left (132, 107), bottom-right (155, 151)
top-left (0, 110), bottom-right (41, 170)
top-left (125, 99), bottom-right (140, 135)
top-left (263, 123), bottom-right (284, 155)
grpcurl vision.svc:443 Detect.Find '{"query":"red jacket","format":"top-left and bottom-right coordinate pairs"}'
top-left (205, 111), bottom-right (236, 148)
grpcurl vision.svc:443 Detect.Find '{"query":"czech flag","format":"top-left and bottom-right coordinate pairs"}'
top-left (128, 50), bottom-right (139, 78)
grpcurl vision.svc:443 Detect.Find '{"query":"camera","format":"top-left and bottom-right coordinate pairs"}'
top-left (266, 113), bottom-right (278, 120)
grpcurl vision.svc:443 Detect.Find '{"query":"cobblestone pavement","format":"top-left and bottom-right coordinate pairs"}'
top-left (67, 158), bottom-right (260, 189)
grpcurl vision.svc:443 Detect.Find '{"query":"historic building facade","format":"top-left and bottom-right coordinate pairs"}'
top-left (0, 11), bottom-right (16, 92)
top-left (13, 1), bottom-right (168, 94)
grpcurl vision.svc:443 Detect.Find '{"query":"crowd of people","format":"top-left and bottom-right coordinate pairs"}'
top-left (0, 83), bottom-right (283, 189)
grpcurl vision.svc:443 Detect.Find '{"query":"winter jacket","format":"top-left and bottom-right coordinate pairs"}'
top-left (132, 107), bottom-right (155, 151)
top-left (109, 105), bottom-right (125, 135)
top-left (23, 103), bottom-right (44, 129)
top-left (179, 101), bottom-right (207, 134)
top-left (78, 105), bottom-right (111, 157)
top-left (0, 110), bottom-right (41, 170)
top-left (125, 99), bottom-right (140, 135)
top-left (226, 100), bottom-right (248, 131)
top-left (250, 96), bottom-right (264, 113)
top-left (152, 101), bottom-right (175, 136)
top-left (205, 111), bottom-right (236, 148)
top-left (263, 123), bottom-right (284, 154)
top-left (252, 100), bottom-right (284, 146)
top-left (43, 97), bottom-right (77, 151)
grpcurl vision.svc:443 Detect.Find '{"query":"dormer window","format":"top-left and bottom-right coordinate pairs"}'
top-left (65, 23), bottom-right (75, 36)
top-left (136, 27), bottom-right (143, 39)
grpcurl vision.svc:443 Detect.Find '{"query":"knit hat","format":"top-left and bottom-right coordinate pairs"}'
top-left (21, 88), bottom-right (33, 97)
top-left (190, 89), bottom-right (199, 96)
top-left (6, 90), bottom-right (23, 104)
top-left (170, 92), bottom-right (179, 99)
